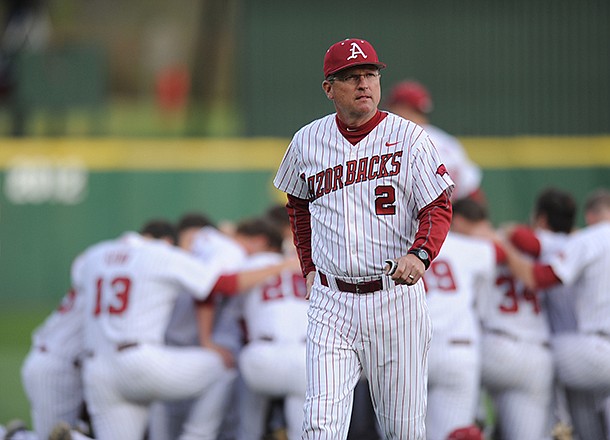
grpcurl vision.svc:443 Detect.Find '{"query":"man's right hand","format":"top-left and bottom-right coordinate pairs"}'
top-left (305, 271), bottom-right (316, 300)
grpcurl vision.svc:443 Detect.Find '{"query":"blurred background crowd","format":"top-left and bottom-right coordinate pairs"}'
top-left (0, 0), bottom-right (608, 138)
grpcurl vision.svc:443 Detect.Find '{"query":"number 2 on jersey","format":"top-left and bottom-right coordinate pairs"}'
top-left (94, 276), bottom-right (132, 316)
top-left (375, 185), bottom-right (396, 215)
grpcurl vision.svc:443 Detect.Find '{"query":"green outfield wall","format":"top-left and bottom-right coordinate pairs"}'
top-left (241, 0), bottom-right (610, 137)
top-left (1, 137), bottom-right (609, 303)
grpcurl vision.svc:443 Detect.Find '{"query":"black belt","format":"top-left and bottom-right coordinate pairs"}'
top-left (81, 342), bottom-right (139, 359)
top-left (449, 339), bottom-right (472, 345)
top-left (487, 328), bottom-right (519, 341)
top-left (253, 336), bottom-right (307, 343)
top-left (487, 328), bottom-right (550, 348)
top-left (319, 271), bottom-right (383, 294)
top-left (116, 342), bottom-right (139, 352)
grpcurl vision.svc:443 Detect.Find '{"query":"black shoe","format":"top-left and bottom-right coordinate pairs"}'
top-left (48, 422), bottom-right (73, 440)
top-left (3, 420), bottom-right (27, 440)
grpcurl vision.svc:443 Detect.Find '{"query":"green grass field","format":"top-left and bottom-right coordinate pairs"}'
top-left (0, 302), bottom-right (55, 427)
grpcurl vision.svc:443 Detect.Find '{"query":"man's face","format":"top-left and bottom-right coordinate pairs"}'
top-left (323, 65), bottom-right (381, 123)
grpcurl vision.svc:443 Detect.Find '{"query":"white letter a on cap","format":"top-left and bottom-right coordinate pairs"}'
top-left (347, 42), bottom-right (368, 60)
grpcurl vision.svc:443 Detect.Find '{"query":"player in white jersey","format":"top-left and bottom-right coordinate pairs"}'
top-left (20, 288), bottom-right (87, 440)
top-left (232, 217), bottom-right (309, 440)
top-left (274, 38), bottom-right (454, 439)
top-left (145, 212), bottom-right (240, 440)
top-left (385, 80), bottom-right (483, 202)
top-left (149, 213), bottom-right (298, 440)
top-left (74, 220), bottom-right (233, 440)
top-left (452, 197), bottom-right (555, 440)
top-left (423, 215), bottom-right (495, 440)
top-left (508, 187), bottom-right (606, 439)
top-left (502, 188), bottom-right (610, 439)
top-left (74, 219), bottom-right (295, 440)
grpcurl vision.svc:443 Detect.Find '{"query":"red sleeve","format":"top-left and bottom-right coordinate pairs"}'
top-left (494, 242), bottom-right (507, 264)
top-left (211, 274), bottom-right (239, 295)
top-left (286, 194), bottom-right (315, 277)
top-left (196, 273), bottom-right (239, 305)
top-left (510, 225), bottom-right (541, 257)
top-left (533, 263), bottom-right (562, 289)
top-left (410, 190), bottom-right (452, 261)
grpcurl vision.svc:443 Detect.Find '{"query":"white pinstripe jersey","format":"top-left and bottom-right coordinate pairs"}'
top-left (549, 221), bottom-right (610, 334)
top-left (190, 226), bottom-right (246, 269)
top-left (423, 124), bottom-right (482, 200)
top-left (477, 261), bottom-right (550, 345)
top-left (274, 112), bottom-right (454, 278)
top-left (163, 226), bottom-right (246, 348)
top-left (238, 252), bottom-right (308, 343)
top-left (536, 228), bottom-right (578, 333)
top-left (72, 232), bottom-right (223, 352)
top-left (424, 232), bottom-right (495, 342)
top-left (29, 288), bottom-right (85, 360)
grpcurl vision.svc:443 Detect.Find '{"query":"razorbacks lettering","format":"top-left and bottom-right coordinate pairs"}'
top-left (307, 151), bottom-right (402, 199)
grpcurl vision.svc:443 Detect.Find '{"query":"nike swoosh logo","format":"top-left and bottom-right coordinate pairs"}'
top-left (385, 141), bottom-right (401, 147)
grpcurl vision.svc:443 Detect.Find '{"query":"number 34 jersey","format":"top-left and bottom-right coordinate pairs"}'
top-left (71, 232), bottom-right (224, 353)
top-left (477, 245), bottom-right (551, 346)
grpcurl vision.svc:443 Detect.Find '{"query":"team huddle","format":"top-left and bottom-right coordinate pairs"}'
top-left (5, 37), bottom-right (610, 440)
top-left (15, 210), bottom-right (305, 440)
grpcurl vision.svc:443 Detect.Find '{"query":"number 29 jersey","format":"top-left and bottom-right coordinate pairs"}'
top-left (424, 232), bottom-right (495, 342)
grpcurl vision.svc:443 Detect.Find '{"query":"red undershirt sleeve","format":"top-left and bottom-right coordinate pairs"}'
top-left (195, 273), bottom-right (239, 305)
top-left (410, 190), bottom-right (452, 261)
top-left (494, 242), bottom-right (507, 264)
top-left (509, 225), bottom-right (541, 258)
top-left (533, 263), bottom-right (562, 289)
top-left (286, 194), bottom-right (315, 277)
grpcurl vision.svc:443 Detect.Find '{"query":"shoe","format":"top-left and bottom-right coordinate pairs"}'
top-left (552, 421), bottom-right (573, 440)
top-left (48, 422), bottom-right (72, 440)
top-left (3, 419), bottom-right (27, 439)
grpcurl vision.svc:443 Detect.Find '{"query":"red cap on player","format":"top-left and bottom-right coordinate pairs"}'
top-left (386, 80), bottom-right (433, 114)
top-left (446, 425), bottom-right (483, 440)
top-left (323, 38), bottom-right (386, 78)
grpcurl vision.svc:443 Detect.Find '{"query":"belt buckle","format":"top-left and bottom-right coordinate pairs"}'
top-left (354, 280), bottom-right (369, 294)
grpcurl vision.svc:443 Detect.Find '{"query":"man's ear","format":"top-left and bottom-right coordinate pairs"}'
top-left (322, 81), bottom-right (333, 100)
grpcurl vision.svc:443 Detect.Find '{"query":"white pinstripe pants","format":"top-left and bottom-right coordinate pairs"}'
top-left (302, 280), bottom-right (431, 439)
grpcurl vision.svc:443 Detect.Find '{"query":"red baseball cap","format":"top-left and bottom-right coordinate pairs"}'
top-left (446, 425), bottom-right (483, 440)
top-left (323, 38), bottom-right (387, 78)
top-left (386, 80), bottom-right (433, 114)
